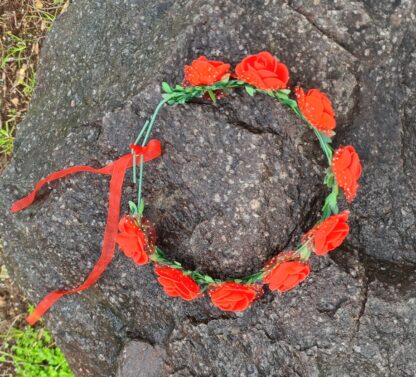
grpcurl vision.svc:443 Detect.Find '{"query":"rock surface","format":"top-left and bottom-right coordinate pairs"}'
top-left (1, 0), bottom-right (416, 376)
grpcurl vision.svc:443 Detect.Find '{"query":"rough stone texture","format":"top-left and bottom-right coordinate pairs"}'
top-left (0, 0), bottom-right (416, 376)
top-left (116, 340), bottom-right (165, 377)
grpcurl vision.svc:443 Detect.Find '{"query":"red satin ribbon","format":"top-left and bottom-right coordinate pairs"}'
top-left (10, 139), bottom-right (162, 325)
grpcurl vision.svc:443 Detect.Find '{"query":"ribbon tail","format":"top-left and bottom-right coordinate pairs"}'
top-left (10, 159), bottom-right (124, 213)
top-left (26, 155), bottom-right (130, 325)
top-left (11, 138), bottom-right (161, 213)
top-left (13, 138), bottom-right (162, 325)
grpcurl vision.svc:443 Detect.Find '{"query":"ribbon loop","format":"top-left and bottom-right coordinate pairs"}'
top-left (10, 139), bottom-right (162, 325)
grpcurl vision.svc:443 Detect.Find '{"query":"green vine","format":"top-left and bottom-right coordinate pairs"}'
top-left (130, 77), bottom-right (340, 285)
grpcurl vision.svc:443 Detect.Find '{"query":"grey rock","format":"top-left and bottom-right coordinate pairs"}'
top-left (1, 0), bottom-right (416, 376)
top-left (116, 340), bottom-right (165, 377)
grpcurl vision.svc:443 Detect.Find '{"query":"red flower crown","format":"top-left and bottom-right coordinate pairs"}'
top-left (11, 51), bottom-right (362, 324)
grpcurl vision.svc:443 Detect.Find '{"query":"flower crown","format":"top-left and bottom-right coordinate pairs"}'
top-left (11, 51), bottom-right (362, 324)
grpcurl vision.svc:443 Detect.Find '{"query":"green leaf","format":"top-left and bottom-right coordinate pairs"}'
top-left (220, 74), bottom-right (230, 84)
top-left (327, 192), bottom-right (337, 205)
top-left (204, 276), bottom-right (215, 283)
top-left (330, 202), bottom-right (339, 214)
top-left (323, 172), bottom-right (334, 187)
top-left (156, 247), bottom-right (166, 258)
top-left (138, 199), bottom-right (144, 215)
top-left (322, 205), bottom-right (331, 219)
top-left (245, 86), bottom-right (256, 97)
top-left (280, 98), bottom-right (298, 108)
top-left (299, 246), bottom-right (311, 261)
top-left (322, 191), bottom-right (339, 217)
top-left (319, 132), bottom-right (333, 144)
top-left (129, 201), bottom-right (137, 215)
top-left (162, 93), bottom-right (173, 101)
top-left (207, 89), bottom-right (217, 104)
top-left (162, 82), bottom-right (172, 93)
top-left (275, 91), bottom-right (288, 100)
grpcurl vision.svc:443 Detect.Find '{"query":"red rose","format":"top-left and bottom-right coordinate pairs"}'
top-left (235, 51), bottom-right (289, 91)
top-left (295, 87), bottom-right (336, 134)
top-left (332, 146), bottom-right (362, 202)
top-left (154, 266), bottom-right (201, 301)
top-left (184, 56), bottom-right (230, 86)
top-left (115, 216), bottom-right (149, 265)
top-left (305, 211), bottom-right (350, 255)
top-left (208, 282), bottom-right (262, 312)
top-left (264, 260), bottom-right (310, 292)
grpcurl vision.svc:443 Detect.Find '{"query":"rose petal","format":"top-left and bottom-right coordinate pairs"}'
top-left (319, 112), bottom-right (336, 131)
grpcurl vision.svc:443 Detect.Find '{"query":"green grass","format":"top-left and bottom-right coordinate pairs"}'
top-left (0, 126), bottom-right (15, 156)
top-left (0, 32), bottom-right (29, 157)
top-left (28, 10), bottom-right (56, 32)
top-left (0, 110), bottom-right (16, 156)
top-left (1, 33), bottom-right (29, 70)
top-left (21, 69), bottom-right (37, 97)
top-left (0, 319), bottom-right (73, 377)
top-left (0, 263), bottom-right (73, 376)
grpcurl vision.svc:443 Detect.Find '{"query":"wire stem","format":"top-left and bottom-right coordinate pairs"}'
top-left (136, 98), bottom-right (169, 210)
top-left (132, 120), bottom-right (150, 185)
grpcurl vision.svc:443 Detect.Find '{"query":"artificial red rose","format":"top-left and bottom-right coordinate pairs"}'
top-left (305, 211), bottom-right (350, 256)
top-left (264, 260), bottom-right (310, 292)
top-left (235, 51), bottom-right (289, 91)
top-left (184, 56), bottom-right (230, 86)
top-left (332, 146), bottom-right (362, 202)
top-left (154, 265), bottom-right (201, 300)
top-left (295, 87), bottom-right (336, 134)
top-left (208, 282), bottom-right (262, 312)
top-left (115, 216), bottom-right (149, 265)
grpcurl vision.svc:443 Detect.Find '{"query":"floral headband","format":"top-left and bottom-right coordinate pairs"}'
top-left (11, 51), bottom-right (362, 324)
